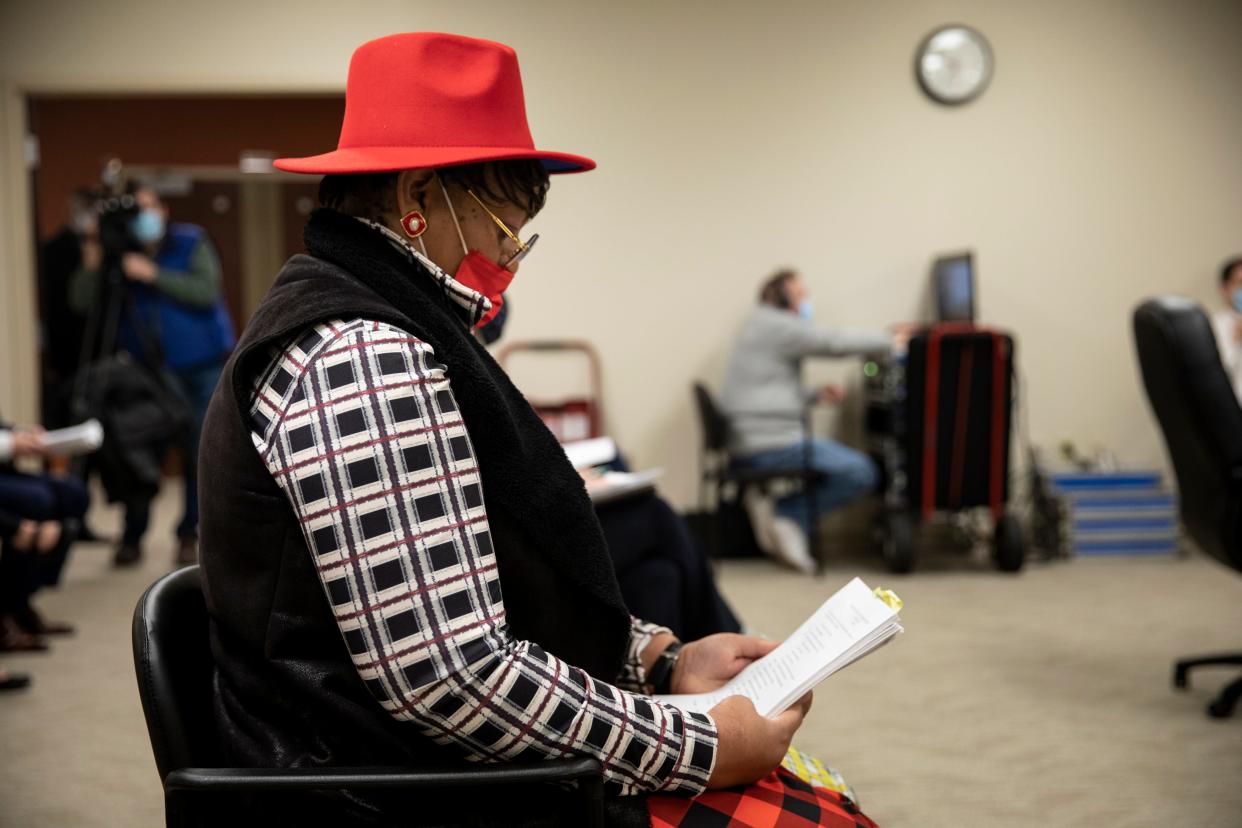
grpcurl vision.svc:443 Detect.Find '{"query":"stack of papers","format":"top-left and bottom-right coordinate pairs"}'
top-left (562, 436), bottom-right (618, 470)
top-left (655, 577), bottom-right (903, 717)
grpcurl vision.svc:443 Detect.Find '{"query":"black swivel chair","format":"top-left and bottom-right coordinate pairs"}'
top-left (1133, 296), bottom-right (1242, 718)
top-left (132, 566), bottom-right (605, 826)
top-left (691, 382), bottom-right (822, 567)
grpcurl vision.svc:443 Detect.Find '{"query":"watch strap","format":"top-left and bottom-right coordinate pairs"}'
top-left (648, 641), bottom-right (683, 695)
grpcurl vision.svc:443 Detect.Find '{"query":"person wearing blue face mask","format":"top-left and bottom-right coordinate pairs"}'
top-left (69, 183), bottom-right (235, 567)
top-left (1212, 256), bottom-right (1242, 403)
top-left (720, 269), bottom-right (898, 573)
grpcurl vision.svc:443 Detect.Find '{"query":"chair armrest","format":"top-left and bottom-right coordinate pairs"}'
top-left (164, 758), bottom-right (607, 827)
top-left (164, 757), bottom-right (603, 793)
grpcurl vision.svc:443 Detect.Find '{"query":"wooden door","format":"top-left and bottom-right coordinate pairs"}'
top-left (160, 181), bottom-right (243, 332)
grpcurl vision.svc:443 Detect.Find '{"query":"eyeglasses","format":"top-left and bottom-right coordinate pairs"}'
top-left (467, 189), bottom-right (539, 268)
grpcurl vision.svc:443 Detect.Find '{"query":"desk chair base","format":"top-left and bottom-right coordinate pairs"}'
top-left (1173, 653), bottom-right (1242, 718)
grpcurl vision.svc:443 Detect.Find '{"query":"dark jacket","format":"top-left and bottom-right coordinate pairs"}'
top-left (198, 212), bottom-right (638, 826)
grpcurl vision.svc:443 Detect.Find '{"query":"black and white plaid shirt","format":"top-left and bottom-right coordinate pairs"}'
top-left (246, 244), bottom-right (717, 796)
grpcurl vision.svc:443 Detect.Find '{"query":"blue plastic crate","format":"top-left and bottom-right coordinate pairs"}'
top-left (1049, 472), bottom-right (1163, 490)
top-left (1049, 471), bottom-right (1179, 556)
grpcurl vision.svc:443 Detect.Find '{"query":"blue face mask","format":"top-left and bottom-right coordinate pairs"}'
top-left (130, 209), bottom-right (165, 244)
top-left (1233, 289), bottom-right (1242, 314)
top-left (797, 299), bottom-right (815, 321)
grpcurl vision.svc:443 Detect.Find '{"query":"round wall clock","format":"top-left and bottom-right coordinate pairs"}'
top-left (916, 25), bottom-right (994, 105)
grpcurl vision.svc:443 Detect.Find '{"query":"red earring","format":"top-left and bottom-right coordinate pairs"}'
top-left (400, 210), bottom-right (428, 238)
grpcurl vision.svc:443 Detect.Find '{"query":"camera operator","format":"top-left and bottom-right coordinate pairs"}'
top-left (69, 183), bottom-right (235, 567)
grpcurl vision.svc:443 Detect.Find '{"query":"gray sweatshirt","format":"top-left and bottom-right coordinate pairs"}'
top-left (720, 306), bottom-right (892, 455)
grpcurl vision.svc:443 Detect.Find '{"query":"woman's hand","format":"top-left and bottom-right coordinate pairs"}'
top-left (706, 692), bottom-right (812, 789)
top-left (576, 466), bottom-right (607, 493)
top-left (672, 634), bottom-right (779, 695)
top-left (11, 428), bottom-right (46, 458)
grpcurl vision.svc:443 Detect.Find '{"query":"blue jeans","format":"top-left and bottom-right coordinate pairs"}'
top-left (122, 358), bottom-right (224, 545)
top-left (736, 438), bottom-right (878, 535)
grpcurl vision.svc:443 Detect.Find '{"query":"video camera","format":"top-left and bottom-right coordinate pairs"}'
top-left (89, 158), bottom-right (145, 263)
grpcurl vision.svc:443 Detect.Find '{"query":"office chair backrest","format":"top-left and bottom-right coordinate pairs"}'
top-left (132, 565), bottom-right (221, 781)
top-left (1134, 297), bottom-right (1242, 571)
top-left (692, 383), bottom-right (733, 454)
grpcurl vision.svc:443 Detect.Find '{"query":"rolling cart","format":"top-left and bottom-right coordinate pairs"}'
top-left (863, 324), bottom-right (1025, 573)
top-left (497, 339), bottom-right (606, 442)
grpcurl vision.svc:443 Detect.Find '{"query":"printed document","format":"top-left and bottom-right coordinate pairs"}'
top-left (655, 577), bottom-right (902, 717)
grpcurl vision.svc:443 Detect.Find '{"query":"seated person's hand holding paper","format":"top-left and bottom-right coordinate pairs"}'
top-left (661, 632), bottom-right (814, 789)
top-left (658, 577), bottom-right (903, 718)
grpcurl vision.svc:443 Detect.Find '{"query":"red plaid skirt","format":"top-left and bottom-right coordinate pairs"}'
top-left (647, 768), bottom-right (880, 828)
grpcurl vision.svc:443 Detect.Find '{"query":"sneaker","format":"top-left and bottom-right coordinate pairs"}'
top-left (114, 543), bottom-right (143, 567)
top-left (175, 537), bottom-right (198, 567)
top-left (770, 517), bottom-right (818, 575)
top-left (742, 488), bottom-right (777, 555)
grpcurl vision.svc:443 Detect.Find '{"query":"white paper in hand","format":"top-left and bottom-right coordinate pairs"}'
top-left (39, 419), bottom-right (104, 457)
top-left (655, 577), bottom-right (902, 717)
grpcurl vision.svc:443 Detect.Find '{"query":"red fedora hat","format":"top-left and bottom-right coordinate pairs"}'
top-left (275, 32), bottom-right (594, 175)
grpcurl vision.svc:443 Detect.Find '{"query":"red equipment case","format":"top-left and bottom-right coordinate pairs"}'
top-left (865, 323), bottom-right (1024, 572)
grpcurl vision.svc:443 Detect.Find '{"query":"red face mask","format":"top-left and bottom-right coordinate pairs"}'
top-left (438, 176), bottom-right (514, 329)
top-left (453, 252), bottom-right (513, 327)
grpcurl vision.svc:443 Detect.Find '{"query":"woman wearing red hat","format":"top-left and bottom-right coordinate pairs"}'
top-left (197, 32), bottom-right (878, 828)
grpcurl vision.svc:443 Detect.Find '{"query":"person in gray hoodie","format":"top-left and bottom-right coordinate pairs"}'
top-left (721, 269), bottom-right (894, 572)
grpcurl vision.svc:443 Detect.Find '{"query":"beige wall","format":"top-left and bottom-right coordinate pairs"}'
top-left (0, 83), bottom-right (38, 426)
top-left (3, 0), bottom-right (1241, 507)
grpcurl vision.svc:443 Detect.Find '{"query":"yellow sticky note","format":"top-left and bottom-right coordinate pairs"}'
top-left (872, 587), bottom-right (903, 611)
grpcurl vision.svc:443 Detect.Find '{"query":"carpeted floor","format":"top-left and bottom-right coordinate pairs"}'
top-left (1, 483), bottom-right (1240, 827)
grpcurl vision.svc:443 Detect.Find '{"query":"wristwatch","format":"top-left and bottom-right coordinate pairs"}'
top-left (648, 641), bottom-right (683, 695)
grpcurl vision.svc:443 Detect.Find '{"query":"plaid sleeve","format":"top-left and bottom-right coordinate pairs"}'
top-left (248, 318), bottom-right (717, 796)
top-left (616, 616), bottom-right (675, 692)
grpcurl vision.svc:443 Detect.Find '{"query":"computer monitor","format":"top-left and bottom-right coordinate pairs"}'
top-left (933, 252), bottom-right (976, 323)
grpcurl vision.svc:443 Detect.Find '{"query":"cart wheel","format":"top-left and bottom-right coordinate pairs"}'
top-left (993, 513), bottom-right (1025, 572)
top-left (881, 511), bottom-right (916, 574)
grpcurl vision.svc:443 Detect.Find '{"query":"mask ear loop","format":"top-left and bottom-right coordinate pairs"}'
top-left (435, 173), bottom-right (470, 256)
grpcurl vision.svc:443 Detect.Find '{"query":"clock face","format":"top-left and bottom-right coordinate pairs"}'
top-left (917, 25), bottom-right (994, 105)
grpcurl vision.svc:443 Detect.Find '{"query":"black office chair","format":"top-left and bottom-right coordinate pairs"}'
top-left (1133, 296), bottom-right (1242, 718)
top-left (132, 566), bottom-right (605, 826)
top-left (691, 382), bottom-right (822, 567)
